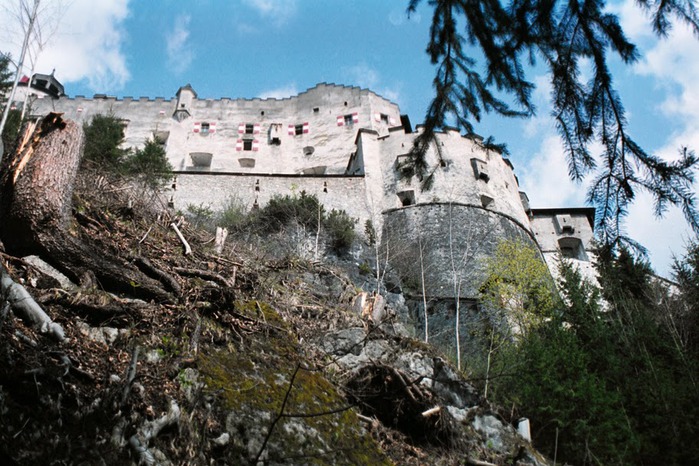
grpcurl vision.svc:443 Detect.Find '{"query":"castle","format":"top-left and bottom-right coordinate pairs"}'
top-left (16, 76), bottom-right (597, 312)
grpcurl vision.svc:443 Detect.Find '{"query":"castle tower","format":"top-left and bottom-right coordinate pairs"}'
top-left (173, 84), bottom-right (196, 122)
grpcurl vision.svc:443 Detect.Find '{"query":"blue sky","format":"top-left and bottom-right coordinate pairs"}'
top-left (2, 0), bottom-right (697, 277)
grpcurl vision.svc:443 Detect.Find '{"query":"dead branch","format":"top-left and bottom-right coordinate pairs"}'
top-left (421, 406), bottom-right (441, 417)
top-left (254, 363), bottom-right (301, 464)
top-left (1, 263), bottom-right (65, 342)
top-left (174, 267), bottom-right (231, 287)
top-left (128, 399), bottom-right (181, 465)
top-left (134, 256), bottom-right (181, 295)
top-left (170, 222), bottom-right (192, 255)
top-left (121, 345), bottom-right (140, 406)
top-left (138, 226), bottom-right (153, 244)
top-left (466, 458), bottom-right (497, 466)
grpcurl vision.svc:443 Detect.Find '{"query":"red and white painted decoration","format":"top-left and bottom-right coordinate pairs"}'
top-left (238, 123), bottom-right (260, 134)
top-left (235, 139), bottom-right (260, 151)
top-left (336, 113), bottom-right (359, 126)
top-left (374, 113), bottom-right (397, 125)
top-left (193, 122), bottom-right (201, 133)
top-left (288, 122), bottom-right (310, 135)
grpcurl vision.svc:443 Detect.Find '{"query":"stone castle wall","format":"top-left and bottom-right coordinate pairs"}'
top-left (25, 81), bottom-right (598, 305)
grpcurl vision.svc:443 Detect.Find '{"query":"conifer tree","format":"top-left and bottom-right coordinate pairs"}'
top-left (406, 0), bottom-right (699, 247)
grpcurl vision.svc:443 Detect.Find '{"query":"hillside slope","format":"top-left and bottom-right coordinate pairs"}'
top-left (0, 167), bottom-right (548, 465)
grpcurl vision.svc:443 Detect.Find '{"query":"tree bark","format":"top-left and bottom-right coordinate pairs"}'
top-left (0, 114), bottom-right (174, 303)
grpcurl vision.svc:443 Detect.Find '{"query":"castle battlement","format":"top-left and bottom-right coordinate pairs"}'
top-left (23, 80), bottom-right (598, 300)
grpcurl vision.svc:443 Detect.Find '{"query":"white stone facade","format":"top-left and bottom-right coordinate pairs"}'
top-left (25, 81), bottom-right (598, 293)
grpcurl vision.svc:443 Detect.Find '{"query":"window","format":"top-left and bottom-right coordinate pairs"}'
top-left (337, 113), bottom-right (358, 127)
top-left (470, 158), bottom-right (489, 182)
top-left (380, 113), bottom-right (389, 124)
top-left (269, 123), bottom-right (283, 145)
top-left (288, 122), bottom-right (309, 136)
top-left (200, 122), bottom-right (210, 135)
top-left (558, 237), bottom-right (586, 260)
top-left (236, 139), bottom-right (259, 151)
top-left (397, 190), bottom-right (416, 207)
top-left (239, 123), bottom-right (260, 136)
top-left (394, 154), bottom-right (410, 169)
top-left (190, 152), bottom-right (212, 167)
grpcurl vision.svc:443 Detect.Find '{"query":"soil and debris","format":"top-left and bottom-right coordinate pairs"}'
top-left (0, 167), bottom-right (549, 465)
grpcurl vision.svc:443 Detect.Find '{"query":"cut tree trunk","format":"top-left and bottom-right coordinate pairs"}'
top-left (0, 114), bottom-right (174, 303)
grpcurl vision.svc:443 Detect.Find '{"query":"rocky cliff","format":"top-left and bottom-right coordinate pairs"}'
top-left (0, 167), bottom-right (549, 465)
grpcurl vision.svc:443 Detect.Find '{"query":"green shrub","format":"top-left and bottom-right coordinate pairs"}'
top-left (364, 220), bottom-right (376, 246)
top-left (324, 209), bottom-right (357, 254)
top-left (82, 113), bottom-right (130, 169)
top-left (218, 195), bottom-right (249, 233)
top-left (254, 191), bottom-right (323, 233)
top-left (125, 139), bottom-right (173, 189)
top-left (186, 203), bottom-right (215, 229)
top-left (1, 109), bottom-right (21, 155)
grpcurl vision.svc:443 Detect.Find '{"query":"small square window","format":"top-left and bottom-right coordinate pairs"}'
top-left (245, 123), bottom-right (254, 134)
top-left (200, 122), bottom-right (210, 135)
top-left (344, 114), bottom-right (354, 126)
top-left (243, 140), bottom-right (253, 151)
top-left (295, 124), bottom-right (304, 135)
top-left (380, 113), bottom-right (389, 124)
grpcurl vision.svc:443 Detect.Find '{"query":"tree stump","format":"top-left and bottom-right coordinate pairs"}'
top-left (0, 114), bottom-right (174, 303)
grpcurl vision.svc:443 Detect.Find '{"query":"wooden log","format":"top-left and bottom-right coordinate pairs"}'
top-left (0, 114), bottom-right (174, 303)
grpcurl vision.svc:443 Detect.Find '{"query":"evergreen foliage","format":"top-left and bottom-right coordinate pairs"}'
top-left (255, 191), bottom-right (324, 233)
top-left (82, 113), bottom-right (130, 169)
top-left (82, 114), bottom-right (172, 187)
top-left (406, 0), bottom-right (699, 246)
top-left (324, 209), bottom-right (358, 254)
top-left (484, 248), bottom-right (699, 465)
top-left (0, 54), bottom-right (20, 153)
top-left (0, 53), bottom-right (13, 101)
top-left (125, 138), bottom-right (173, 189)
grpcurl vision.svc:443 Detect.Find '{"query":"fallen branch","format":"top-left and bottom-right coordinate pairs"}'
top-left (121, 345), bottom-right (140, 406)
top-left (421, 406), bottom-right (441, 417)
top-left (174, 267), bottom-right (231, 287)
top-left (466, 458), bottom-right (497, 466)
top-left (1, 263), bottom-right (65, 342)
top-left (253, 363), bottom-right (301, 464)
top-left (138, 226), bottom-right (153, 244)
top-left (133, 256), bottom-right (181, 295)
top-left (170, 222), bottom-right (192, 255)
top-left (128, 399), bottom-right (181, 465)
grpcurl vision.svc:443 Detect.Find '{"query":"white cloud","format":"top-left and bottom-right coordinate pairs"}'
top-left (242, 0), bottom-right (297, 27)
top-left (616, 0), bottom-right (699, 275)
top-left (0, 0), bottom-right (131, 92)
top-left (517, 2), bottom-right (699, 276)
top-left (518, 134), bottom-right (588, 208)
top-left (344, 63), bottom-right (402, 105)
top-left (166, 14), bottom-right (193, 75)
top-left (258, 83), bottom-right (298, 99)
